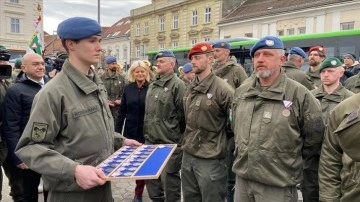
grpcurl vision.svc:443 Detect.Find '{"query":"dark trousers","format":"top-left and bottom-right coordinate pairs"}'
top-left (301, 156), bottom-right (320, 202)
top-left (135, 180), bottom-right (145, 197)
top-left (23, 169), bottom-right (41, 202)
top-left (1, 142), bottom-right (24, 202)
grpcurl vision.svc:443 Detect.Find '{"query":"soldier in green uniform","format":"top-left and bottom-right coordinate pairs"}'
top-left (181, 42), bottom-right (234, 202)
top-left (100, 56), bottom-right (125, 125)
top-left (15, 17), bottom-right (140, 202)
top-left (212, 41), bottom-right (247, 202)
top-left (306, 46), bottom-right (327, 88)
top-left (344, 71), bottom-right (360, 93)
top-left (231, 36), bottom-right (324, 202)
top-left (181, 63), bottom-right (195, 87)
top-left (0, 45), bottom-right (23, 202)
top-left (143, 50), bottom-right (185, 202)
top-left (319, 93), bottom-right (360, 202)
top-left (283, 47), bottom-right (314, 90)
top-left (305, 58), bottom-right (353, 202)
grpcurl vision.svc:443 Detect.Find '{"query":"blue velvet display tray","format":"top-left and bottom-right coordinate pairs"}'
top-left (97, 144), bottom-right (177, 180)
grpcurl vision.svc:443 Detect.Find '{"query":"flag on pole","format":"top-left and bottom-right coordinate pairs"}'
top-left (27, 14), bottom-right (43, 55)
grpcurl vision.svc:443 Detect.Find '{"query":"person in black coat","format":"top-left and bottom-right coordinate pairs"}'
top-left (115, 60), bottom-right (150, 202)
top-left (2, 53), bottom-right (50, 202)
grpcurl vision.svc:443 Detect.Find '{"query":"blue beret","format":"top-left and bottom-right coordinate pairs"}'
top-left (183, 63), bottom-right (192, 73)
top-left (156, 50), bottom-right (175, 59)
top-left (289, 47), bottom-right (306, 58)
top-left (212, 41), bottom-right (230, 49)
top-left (319, 57), bottom-right (342, 72)
top-left (105, 56), bottom-right (116, 64)
top-left (57, 17), bottom-right (101, 40)
top-left (250, 36), bottom-right (284, 58)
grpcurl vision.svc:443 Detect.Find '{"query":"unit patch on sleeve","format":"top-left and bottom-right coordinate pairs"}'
top-left (31, 122), bottom-right (48, 142)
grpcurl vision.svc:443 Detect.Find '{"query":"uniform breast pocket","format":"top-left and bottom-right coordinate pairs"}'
top-left (262, 104), bottom-right (275, 124)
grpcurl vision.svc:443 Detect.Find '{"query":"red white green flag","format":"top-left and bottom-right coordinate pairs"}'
top-left (27, 15), bottom-right (43, 55)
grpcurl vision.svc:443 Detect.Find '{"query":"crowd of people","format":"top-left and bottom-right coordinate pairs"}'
top-left (0, 16), bottom-right (359, 202)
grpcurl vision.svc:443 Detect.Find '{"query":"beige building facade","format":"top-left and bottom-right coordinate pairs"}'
top-left (0, 0), bottom-right (43, 59)
top-left (218, 0), bottom-right (360, 39)
top-left (130, 0), bottom-right (235, 62)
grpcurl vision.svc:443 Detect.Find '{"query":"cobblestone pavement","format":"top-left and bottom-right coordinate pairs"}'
top-left (1, 170), bottom-right (151, 202)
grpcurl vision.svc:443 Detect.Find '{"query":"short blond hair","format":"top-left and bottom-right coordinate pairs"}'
top-left (127, 60), bottom-right (150, 82)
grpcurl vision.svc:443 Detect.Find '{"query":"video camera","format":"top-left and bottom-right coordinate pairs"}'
top-left (0, 47), bottom-right (12, 79)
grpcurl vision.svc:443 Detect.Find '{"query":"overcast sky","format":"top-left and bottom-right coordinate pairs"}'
top-left (43, 0), bottom-right (152, 33)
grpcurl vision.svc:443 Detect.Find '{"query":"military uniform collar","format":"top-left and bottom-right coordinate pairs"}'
top-left (103, 70), bottom-right (118, 79)
top-left (62, 60), bottom-right (101, 95)
top-left (191, 72), bottom-right (216, 94)
top-left (282, 61), bottom-right (298, 70)
top-left (213, 56), bottom-right (235, 77)
top-left (153, 72), bottom-right (175, 87)
top-left (306, 68), bottom-right (320, 78)
top-left (313, 84), bottom-right (348, 102)
top-left (243, 71), bottom-right (286, 101)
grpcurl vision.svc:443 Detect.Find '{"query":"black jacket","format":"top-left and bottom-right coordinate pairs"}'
top-left (2, 71), bottom-right (50, 165)
top-left (115, 82), bottom-right (148, 143)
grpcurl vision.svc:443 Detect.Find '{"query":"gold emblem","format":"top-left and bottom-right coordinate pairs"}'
top-left (282, 109), bottom-right (291, 117)
top-left (319, 47), bottom-right (323, 51)
top-left (201, 46), bottom-right (207, 51)
top-left (206, 100), bottom-right (212, 106)
top-left (31, 122), bottom-right (48, 142)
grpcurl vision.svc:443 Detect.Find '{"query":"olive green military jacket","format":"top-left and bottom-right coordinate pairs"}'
top-left (319, 94), bottom-right (360, 202)
top-left (306, 68), bottom-right (322, 88)
top-left (143, 73), bottom-right (186, 145)
top-left (213, 56), bottom-right (247, 89)
top-left (311, 84), bottom-right (354, 124)
top-left (100, 71), bottom-right (125, 101)
top-left (182, 72), bottom-right (234, 159)
top-left (344, 73), bottom-right (360, 93)
top-left (0, 79), bottom-right (11, 141)
top-left (231, 71), bottom-right (324, 187)
top-left (16, 60), bottom-right (115, 192)
top-left (282, 61), bottom-right (314, 90)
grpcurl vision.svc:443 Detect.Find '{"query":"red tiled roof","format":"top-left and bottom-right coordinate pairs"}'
top-left (102, 16), bottom-right (131, 39)
top-left (220, 0), bottom-right (347, 24)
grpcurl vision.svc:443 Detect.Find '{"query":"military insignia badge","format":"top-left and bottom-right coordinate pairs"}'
top-left (265, 40), bottom-right (274, 46)
top-left (31, 122), bottom-right (48, 142)
top-left (319, 47), bottom-right (323, 51)
top-left (331, 60), bottom-right (337, 66)
top-left (221, 42), bottom-right (225, 47)
top-left (201, 46), bottom-right (207, 51)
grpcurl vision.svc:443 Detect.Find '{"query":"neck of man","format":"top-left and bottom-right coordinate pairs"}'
top-left (196, 68), bottom-right (211, 82)
top-left (108, 69), bottom-right (116, 76)
top-left (323, 81), bottom-right (340, 94)
top-left (68, 57), bottom-right (91, 75)
top-left (310, 65), bottom-right (320, 72)
top-left (258, 69), bottom-right (281, 87)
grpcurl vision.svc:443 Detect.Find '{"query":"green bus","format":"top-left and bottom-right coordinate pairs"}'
top-left (147, 29), bottom-right (360, 75)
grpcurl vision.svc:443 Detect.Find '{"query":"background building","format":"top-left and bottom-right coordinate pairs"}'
top-left (0, 0), bottom-right (43, 60)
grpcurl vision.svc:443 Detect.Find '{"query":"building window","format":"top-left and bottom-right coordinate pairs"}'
top-left (10, 0), bottom-right (19, 3)
top-left (159, 43), bottom-right (165, 50)
top-left (287, 28), bottom-right (295, 35)
top-left (192, 10), bottom-right (198, 26)
top-left (341, 22), bottom-right (354, 30)
top-left (204, 37), bottom-right (210, 42)
top-left (159, 17), bottom-right (165, 32)
top-left (140, 44), bottom-right (148, 58)
top-left (135, 23), bottom-right (140, 36)
top-left (136, 45), bottom-right (140, 58)
top-left (172, 41), bottom-right (178, 49)
top-left (11, 18), bottom-right (20, 33)
top-left (245, 33), bottom-right (253, 37)
top-left (172, 14), bottom-right (179, 29)
top-left (144, 21), bottom-right (149, 35)
top-left (204, 7), bottom-right (211, 23)
top-left (277, 30), bottom-right (284, 36)
top-left (115, 45), bottom-right (120, 59)
top-left (298, 27), bottom-right (306, 34)
top-left (191, 39), bottom-right (197, 46)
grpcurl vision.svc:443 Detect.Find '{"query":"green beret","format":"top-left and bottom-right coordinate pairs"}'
top-left (14, 58), bottom-right (22, 68)
top-left (319, 57), bottom-right (342, 72)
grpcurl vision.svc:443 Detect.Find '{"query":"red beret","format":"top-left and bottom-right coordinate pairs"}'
top-left (188, 42), bottom-right (213, 59)
top-left (308, 46), bottom-right (326, 56)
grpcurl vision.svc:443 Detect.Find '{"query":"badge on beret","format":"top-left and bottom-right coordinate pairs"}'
top-left (158, 53), bottom-right (163, 56)
top-left (201, 46), bottom-right (208, 51)
top-left (265, 40), bottom-right (274, 46)
top-left (331, 60), bottom-right (337, 66)
top-left (31, 122), bottom-right (48, 142)
top-left (221, 42), bottom-right (225, 47)
top-left (319, 47), bottom-right (323, 51)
